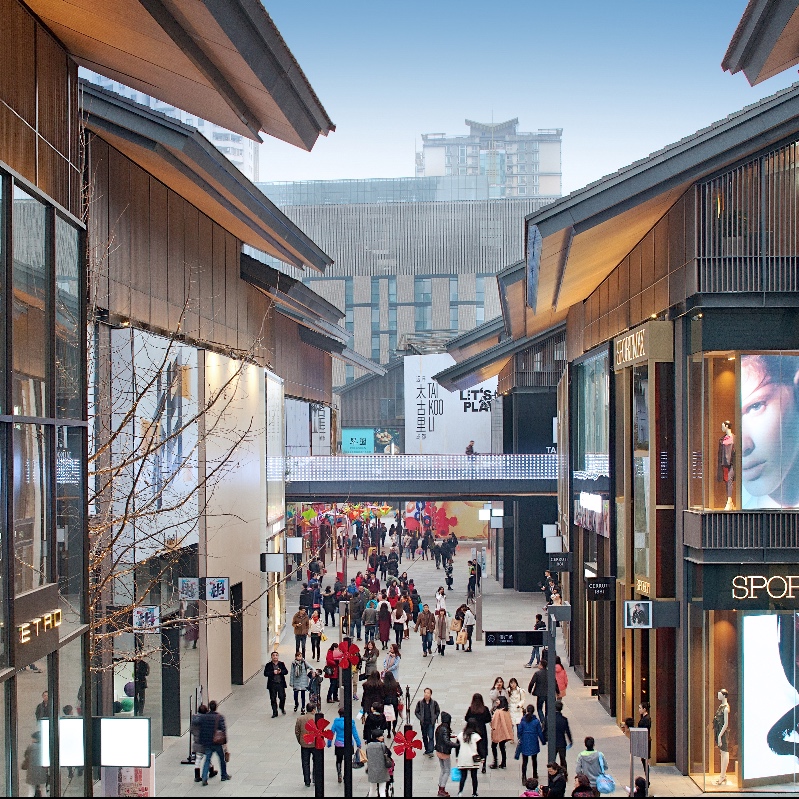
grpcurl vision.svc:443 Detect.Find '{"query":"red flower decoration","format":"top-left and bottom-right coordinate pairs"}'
top-left (393, 729), bottom-right (423, 759)
top-left (338, 640), bottom-right (361, 669)
top-left (303, 717), bottom-right (334, 749)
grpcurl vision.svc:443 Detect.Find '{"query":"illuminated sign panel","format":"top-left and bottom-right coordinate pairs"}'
top-left (14, 584), bottom-right (61, 669)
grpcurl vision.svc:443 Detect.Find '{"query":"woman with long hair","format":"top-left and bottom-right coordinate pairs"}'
top-left (489, 696), bottom-right (513, 770)
top-left (382, 670), bottom-right (402, 736)
top-left (383, 642), bottom-right (401, 681)
top-left (391, 604), bottom-right (408, 649)
top-left (325, 642), bottom-right (341, 704)
top-left (455, 719), bottom-right (482, 797)
top-left (465, 693), bottom-right (492, 774)
top-left (362, 639), bottom-right (379, 676)
top-left (378, 603), bottom-right (392, 650)
top-left (489, 677), bottom-right (508, 713)
top-left (507, 678), bottom-right (527, 732)
top-left (361, 670), bottom-right (384, 716)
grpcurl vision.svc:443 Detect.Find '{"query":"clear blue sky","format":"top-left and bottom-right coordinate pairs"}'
top-left (259, 1), bottom-right (799, 195)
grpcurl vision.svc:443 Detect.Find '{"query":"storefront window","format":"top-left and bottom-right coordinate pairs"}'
top-left (632, 365), bottom-right (650, 577)
top-left (58, 636), bottom-right (86, 796)
top-left (14, 423), bottom-right (51, 594)
top-left (57, 425), bottom-right (84, 635)
top-left (13, 187), bottom-right (48, 418)
top-left (16, 659), bottom-right (52, 797)
top-left (687, 351), bottom-right (799, 510)
top-left (55, 217), bottom-right (82, 421)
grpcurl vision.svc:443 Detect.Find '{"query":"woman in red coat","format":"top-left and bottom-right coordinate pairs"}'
top-left (325, 643), bottom-right (342, 703)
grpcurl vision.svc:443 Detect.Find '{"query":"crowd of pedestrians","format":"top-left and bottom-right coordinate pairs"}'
top-left (190, 531), bottom-right (653, 798)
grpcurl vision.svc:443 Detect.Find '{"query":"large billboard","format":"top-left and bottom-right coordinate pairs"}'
top-left (741, 354), bottom-right (799, 509)
top-left (404, 353), bottom-right (496, 455)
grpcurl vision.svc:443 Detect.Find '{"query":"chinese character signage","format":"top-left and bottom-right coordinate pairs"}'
top-left (202, 577), bottom-right (230, 601)
top-left (133, 606), bottom-right (160, 631)
top-left (178, 577), bottom-right (199, 601)
top-left (403, 354), bottom-right (497, 454)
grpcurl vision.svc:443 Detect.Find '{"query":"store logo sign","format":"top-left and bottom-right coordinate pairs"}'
top-left (732, 574), bottom-right (799, 600)
top-left (18, 609), bottom-right (62, 644)
top-left (636, 579), bottom-right (651, 596)
top-left (615, 330), bottom-right (646, 370)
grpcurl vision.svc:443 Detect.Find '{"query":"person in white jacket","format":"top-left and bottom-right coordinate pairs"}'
top-left (435, 587), bottom-right (447, 613)
top-left (463, 606), bottom-right (476, 652)
top-left (455, 719), bottom-right (481, 797)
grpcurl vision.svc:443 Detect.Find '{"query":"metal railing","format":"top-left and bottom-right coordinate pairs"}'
top-left (286, 453), bottom-right (559, 483)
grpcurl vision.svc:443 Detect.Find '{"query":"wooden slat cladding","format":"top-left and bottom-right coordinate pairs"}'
top-left (0, 0), bottom-right (80, 215)
top-left (272, 312), bottom-right (332, 405)
top-left (684, 510), bottom-right (799, 550)
top-left (497, 329), bottom-right (567, 395)
top-left (89, 137), bottom-right (279, 368)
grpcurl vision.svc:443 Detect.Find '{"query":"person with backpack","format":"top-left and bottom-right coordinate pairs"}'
top-left (575, 736), bottom-right (609, 792)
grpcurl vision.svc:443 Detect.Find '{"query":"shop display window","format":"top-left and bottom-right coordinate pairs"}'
top-left (689, 351), bottom-right (799, 510)
top-left (632, 365), bottom-right (650, 577)
top-left (689, 606), bottom-right (799, 790)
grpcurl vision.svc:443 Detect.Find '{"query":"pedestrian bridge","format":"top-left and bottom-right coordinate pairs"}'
top-left (284, 454), bottom-right (558, 500)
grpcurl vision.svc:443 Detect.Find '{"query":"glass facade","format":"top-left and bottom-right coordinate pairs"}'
top-left (1, 167), bottom-right (88, 796)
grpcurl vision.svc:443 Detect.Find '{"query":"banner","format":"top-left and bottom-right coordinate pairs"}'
top-left (404, 353), bottom-right (496, 455)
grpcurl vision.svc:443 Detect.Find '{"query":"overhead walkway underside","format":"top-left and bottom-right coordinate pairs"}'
top-left (285, 454), bottom-right (558, 500)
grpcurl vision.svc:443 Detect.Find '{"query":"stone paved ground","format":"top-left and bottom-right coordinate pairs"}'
top-left (153, 543), bottom-right (701, 797)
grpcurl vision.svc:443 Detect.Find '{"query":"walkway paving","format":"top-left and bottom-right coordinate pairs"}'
top-left (153, 543), bottom-right (701, 797)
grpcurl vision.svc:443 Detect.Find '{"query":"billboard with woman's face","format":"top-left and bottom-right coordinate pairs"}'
top-left (741, 355), bottom-right (799, 508)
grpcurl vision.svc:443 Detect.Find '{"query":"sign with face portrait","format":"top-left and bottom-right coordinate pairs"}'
top-left (624, 600), bottom-right (652, 629)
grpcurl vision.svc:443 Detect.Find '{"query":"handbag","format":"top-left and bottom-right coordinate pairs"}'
top-left (323, 665), bottom-right (334, 678)
top-left (397, 702), bottom-right (404, 715)
top-left (384, 704), bottom-right (396, 722)
top-left (472, 754), bottom-right (482, 764)
top-left (383, 746), bottom-right (394, 769)
top-left (212, 714), bottom-right (227, 746)
top-left (446, 635), bottom-right (454, 646)
top-left (595, 756), bottom-right (615, 795)
top-left (352, 747), bottom-right (365, 769)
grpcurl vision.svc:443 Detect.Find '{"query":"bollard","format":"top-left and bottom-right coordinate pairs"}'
top-left (403, 724), bottom-right (414, 798)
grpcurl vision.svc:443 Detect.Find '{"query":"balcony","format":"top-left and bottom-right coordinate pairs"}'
top-left (684, 509), bottom-right (799, 561)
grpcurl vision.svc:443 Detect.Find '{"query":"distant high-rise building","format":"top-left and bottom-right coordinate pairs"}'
top-left (415, 118), bottom-right (561, 198)
top-left (81, 71), bottom-right (260, 181)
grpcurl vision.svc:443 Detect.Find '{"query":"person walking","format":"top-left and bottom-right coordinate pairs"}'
top-left (328, 707), bottom-right (362, 784)
top-left (489, 696), bottom-right (514, 770)
top-left (323, 586), bottom-right (337, 627)
top-left (507, 678), bottom-right (527, 731)
top-left (465, 693), bottom-right (492, 774)
top-left (349, 591), bottom-right (365, 640)
top-left (415, 603), bottom-right (436, 657)
top-left (22, 731), bottom-right (48, 797)
top-left (191, 704), bottom-right (218, 783)
top-left (435, 586), bottom-right (447, 612)
top-left (434, 711), bottom-right (457, 797)
top-left (362, 640), bottom-right (379, 677)
top-left (363, 599), bottom-right (378, 643)
top-left (455, 719), bottom-right (482, 797)
top-left (365, 728), bottom-right (392, 797)
top-left (414, 687), bottom-right (441, 756)
top-left (452, 606), bottom-right (465, 651)
top-left (434, 609), bottom-right (449, 656)
top-left (364, 700), bottom-right (389, 746)
top-left (382, 671), bottom-right (402, 736)
top-left (264, 651), bottom-right (288, 717)
top-left (555, 657), bottom-right (568, 699)
top-left (553, 701), bottom-right (572, 776)
top-left (295, 702), bottom-right (317, 787)
top-left (575, 737), bottom-right (609, 792)
top-left (197, 700), bottom-right (231, 785)
top-left (309, 610), bottom-right (324, 661)
top-left (517, 705), bottom-right (545, 784)
top-left (289, 651), bottom-right (311, 713)
top-left (378, 603), bottom-right (392, 650)
top-left (527, 660), bottom-right (549, 720)
top-left (383, 643), bottom-right (401, 681)
top-left (391, 605), bottom-right (407, 649)
top-left (362, 671), bottom-right (384, 715)
top-left (325, 643), bottom-right (342, 703)
top-left (525, 615), bottom-right (548, 668)
top-left (291, 606), bottom-right (310, 658)
top-left (463, 605), bottom-right (476, 652)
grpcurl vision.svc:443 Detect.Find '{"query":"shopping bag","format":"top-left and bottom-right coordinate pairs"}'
top-left (352, 748), bottom-right (365, 769)
top-left (456, 630), bottom-right (468, 645)
top-left (596, 772), bottom-right (616, 794)
top-left (384, 704), bottom-right (396, 722)
top-left (450, 766), bottom-right (462, 783)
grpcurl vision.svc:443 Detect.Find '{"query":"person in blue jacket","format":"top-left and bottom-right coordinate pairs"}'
top-left (516, 704), bottom-right (546, 784)
top-left (328, 706), bottom-right (362, 784)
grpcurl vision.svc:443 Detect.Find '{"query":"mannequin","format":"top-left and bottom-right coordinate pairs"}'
top-left (713, 689), bottom-right (730, 785)
top-left (717, 421), bottom-right (736, 510)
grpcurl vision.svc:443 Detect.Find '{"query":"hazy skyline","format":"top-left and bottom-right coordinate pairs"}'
top-left (259, 1), bottom-right (799, 196)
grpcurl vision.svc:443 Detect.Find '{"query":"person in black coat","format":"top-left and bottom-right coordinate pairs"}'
top-left (264, 651), bottom-right (288, 717)
top-left (553, 701), bottom-right (573, 776)
top-left (363, 703), bottom-right (389, 744)
top-left (465, 693), bottom-right (492, 773)
top-left (545, 761), bottom-right (567, 798)
top-left (528, 661), bottom-right (549, 719)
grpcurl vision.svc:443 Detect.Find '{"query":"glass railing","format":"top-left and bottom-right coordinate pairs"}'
top-left (286, 454), bottom-right (559, 483)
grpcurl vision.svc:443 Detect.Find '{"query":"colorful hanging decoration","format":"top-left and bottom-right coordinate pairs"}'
top-left (393, 729), bottom-right (422, 759)
top-left (303, 717), bottom-right (335, 749)
top-left (337, 641), bottom-right (361, 669)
